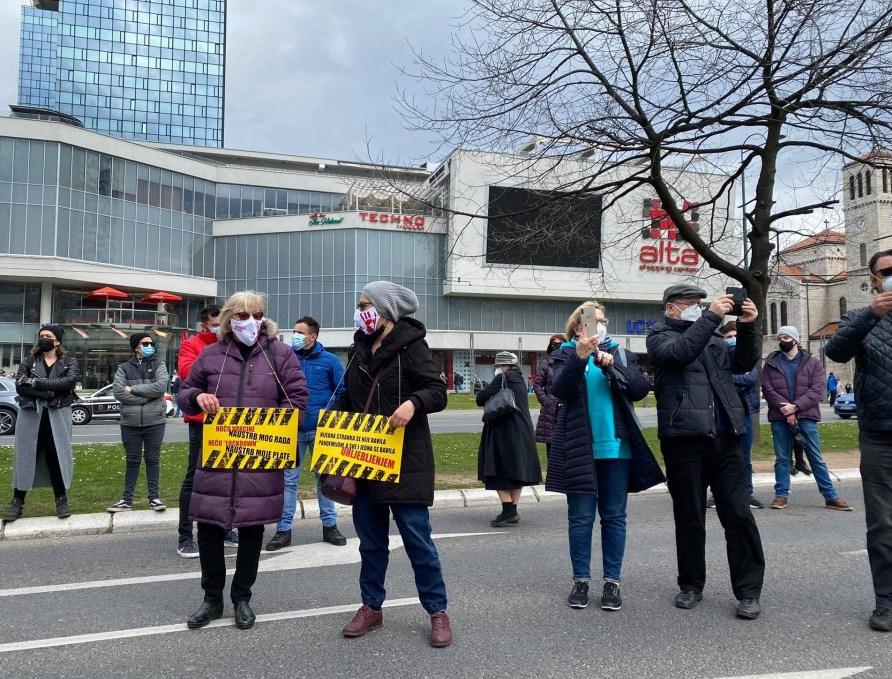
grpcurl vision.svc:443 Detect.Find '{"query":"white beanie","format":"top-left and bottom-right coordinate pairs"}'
top-left (362, 281), bottom-right (419, 321)
top-left (777, 325), bottom-right (800, 343)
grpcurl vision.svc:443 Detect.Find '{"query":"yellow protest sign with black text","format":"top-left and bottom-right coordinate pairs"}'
top-left (202, 407), bottom-right (299, 470)
top-left (311, 410), bottom-right (404, 483)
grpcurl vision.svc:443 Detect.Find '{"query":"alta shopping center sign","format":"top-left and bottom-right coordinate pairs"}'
top-left (638, 199), bottom-right (701, 274)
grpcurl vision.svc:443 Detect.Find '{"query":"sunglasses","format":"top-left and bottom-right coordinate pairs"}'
top-left (234, 312), bottom-right (264, 321)
top-left (139, 340), bottom-right (156, 347)
top-left (875, 266), bottom-right (892, 278)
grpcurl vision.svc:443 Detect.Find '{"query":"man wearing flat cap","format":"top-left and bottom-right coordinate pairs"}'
top-left (646, 284), bottom-right (765, 620)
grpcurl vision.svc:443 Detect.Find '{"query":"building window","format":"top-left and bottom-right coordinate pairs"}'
top-left (839, 297), bottom-right (847, 317)
top-left (857, 172), bottom-right (863, 198)
top-left (780, 300), bottom-right (788, 326)
top-left (849, 175), bottom-right (856, 200)
top-left (770, 302), bottom-right (778, 335)
top-left (866, 170), bottom-right (872, 195)
top-left (884, 168), bottom-right (889, 194)
top-left (860, 242), bottom-right (868, 267)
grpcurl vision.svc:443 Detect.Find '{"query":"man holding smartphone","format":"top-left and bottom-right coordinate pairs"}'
top-left (647, 284), bottom-right (764, 620)
top-left (825, 248), bottom-right (892, 632)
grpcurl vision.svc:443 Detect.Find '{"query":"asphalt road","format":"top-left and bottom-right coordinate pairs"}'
top-left (0, 405), bottom-right (847, 446)
top-left (0, 480), bottom-right (886, 679)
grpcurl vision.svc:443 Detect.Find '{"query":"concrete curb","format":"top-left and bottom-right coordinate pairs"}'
top-left (0, 468), bottom-right (864, 542)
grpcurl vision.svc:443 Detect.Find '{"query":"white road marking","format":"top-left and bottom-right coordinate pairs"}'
top-left (0, 531), bottom-right (503, 598)
top-left (841, 549), bottom-right (868, 556)
top-left (0, 597), bottom-right (420, 654)
top-left (714, 668), bottom-right (872, 679)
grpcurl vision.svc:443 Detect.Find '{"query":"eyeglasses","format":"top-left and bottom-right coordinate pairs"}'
top-left (357, 301), bottom-right (373, 311)
top-left (876, 266), bottom-right (892, 277)
top-left (139, 340), bottom-right (156, 347)
top-left (234, 312), bottom-right (264, 321)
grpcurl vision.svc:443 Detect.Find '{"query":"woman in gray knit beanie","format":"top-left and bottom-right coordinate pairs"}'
top-left (338, 280), bottom-right (453, 647)
top-left (362, 281), bottom-right (419, 321)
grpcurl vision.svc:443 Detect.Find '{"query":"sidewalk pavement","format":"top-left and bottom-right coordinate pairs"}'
top-left (0, 468), bottom-right (863, 542)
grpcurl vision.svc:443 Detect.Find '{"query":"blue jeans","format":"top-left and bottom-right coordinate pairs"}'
top-left (771, 419), bottom-right (838, 500)
top-left (277, 431), bottom-right (337, 532)
top-left (566, 459), bottom-right (631, 583)
top-left (351, 489), bottom-right (448, 614)
top-left (740, 415), bottom-right (754, 494)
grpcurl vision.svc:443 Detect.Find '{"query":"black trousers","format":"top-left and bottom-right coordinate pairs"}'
top-left (661, 434), bottom-right (765, 600)
top-left (15, 410), bottom-right (66, 501)
top-left (861, 429), bottom-right (892, 609)
top-left (178, 422), bottom-right (202, 542)
top-left (197, 523), bottom-right (265, 604)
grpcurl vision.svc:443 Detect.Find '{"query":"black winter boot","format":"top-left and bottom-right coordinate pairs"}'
top-left (490, 502), bottom-right (519, 527)
top-left (55, 495), bottom-right (71, 519)
top-left (3, 497), bottom-right (24, 522)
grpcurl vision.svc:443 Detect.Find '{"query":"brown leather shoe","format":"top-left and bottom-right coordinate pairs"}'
top-left (770, 496), bottom-right (788, 510)
top-left (826, 498), bottom-right (854, 511)
top-left (342, 604), bottom-right (383, 638)
top-left (430, 610), bottom-right (453, 648)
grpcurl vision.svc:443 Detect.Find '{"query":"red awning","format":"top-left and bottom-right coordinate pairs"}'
top-left (88, 286), bottom-right (128, 300)
top-left (141, 291), bottom-right (183, 303)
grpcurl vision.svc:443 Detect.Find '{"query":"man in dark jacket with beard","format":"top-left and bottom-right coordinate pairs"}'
top-left (825, 248), bottom-right (892, 632)
top-left (646, 283), bottom-right (764, 620)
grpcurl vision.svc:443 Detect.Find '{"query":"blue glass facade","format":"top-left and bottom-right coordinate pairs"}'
top-left (17, 0), bottom-right (225, 147)
top-left (19, 6), bottom-right (59, 109)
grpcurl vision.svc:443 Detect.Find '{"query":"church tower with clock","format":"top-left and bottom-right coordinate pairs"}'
top-left (842, 153), bottom-right (892, 309)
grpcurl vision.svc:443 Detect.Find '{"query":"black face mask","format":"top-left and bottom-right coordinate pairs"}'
top-left (547, 343), bottom-right (561, 354)
top-left (37, 338), bottom-right (56, 353)
top-left (779, 340), bottom-right (796, 353)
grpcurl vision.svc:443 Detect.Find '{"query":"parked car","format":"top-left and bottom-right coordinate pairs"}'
top-left (71, 384), bottom-right (175, 425)
top-left (833, 392), bottom-right (857, 419)
top-left (0, 377), bottom-right (18, 435)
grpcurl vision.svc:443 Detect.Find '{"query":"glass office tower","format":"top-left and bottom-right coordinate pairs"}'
top-left (17, 0), bottom-right (225, 147)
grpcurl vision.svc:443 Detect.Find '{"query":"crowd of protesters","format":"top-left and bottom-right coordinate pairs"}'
top-left (2, 251), bottom-right (891, 638)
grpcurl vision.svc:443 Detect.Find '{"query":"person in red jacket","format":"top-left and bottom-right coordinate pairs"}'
top-left (175, 304), bottom-right (236, 557)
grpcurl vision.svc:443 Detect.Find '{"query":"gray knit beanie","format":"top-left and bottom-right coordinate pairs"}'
top-left (362, 281), bottom-right (419, 321)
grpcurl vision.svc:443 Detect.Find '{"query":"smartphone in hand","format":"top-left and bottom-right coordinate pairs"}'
top-left (726, 287), bottom-right (747, 316)
top-left (581, 306), bottom-right (598, 339)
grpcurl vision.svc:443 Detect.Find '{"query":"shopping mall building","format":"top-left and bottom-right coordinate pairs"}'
top-left (0, 112), bottom-right (741, 389)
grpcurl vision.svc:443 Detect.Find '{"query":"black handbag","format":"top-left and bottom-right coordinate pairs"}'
top-left (482, 373), bottom-right (518, 423)
top-left (319, 364), bottom-right (388, 505)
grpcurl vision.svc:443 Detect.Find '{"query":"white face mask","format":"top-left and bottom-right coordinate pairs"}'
top-left (595, 322), bottom-right (608, 338)
top-left (354, 306), bottom-right (380, 335)
top-left (883, 276), bottom-right (892, 293)
top-left (494, 367), bottom-right (503, 377)
top-left (678, 304), bottom-right (703, 322)
top-left (209, 325), bottom-right (221, 336)
top-left (231, 318), bottom-right (260, 346)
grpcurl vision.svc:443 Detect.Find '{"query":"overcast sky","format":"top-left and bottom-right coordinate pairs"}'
top-left (0, 1), bottom-right (842, 236)
top-left (0, 1), bottom-right (459, 164)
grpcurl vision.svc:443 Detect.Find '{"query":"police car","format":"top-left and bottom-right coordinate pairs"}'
top-left (71, 384), bottom-right (175, 425)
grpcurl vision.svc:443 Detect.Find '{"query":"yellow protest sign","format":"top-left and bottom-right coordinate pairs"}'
top-left (202, 407), bottom-right (299, 470)
top-left (311, 410), bottom-right (405, 483)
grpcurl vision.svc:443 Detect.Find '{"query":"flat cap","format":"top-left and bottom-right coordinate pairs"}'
top-left (662, 283), bottom-right (707, 304)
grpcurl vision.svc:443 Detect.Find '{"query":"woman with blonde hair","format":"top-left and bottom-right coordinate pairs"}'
top-left (178, 291), bottom-right (308, 630)
top-left (548, 301), bottom-right (664, 611)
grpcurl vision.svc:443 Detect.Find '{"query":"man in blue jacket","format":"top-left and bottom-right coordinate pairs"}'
top-left (266, 316), bottom-right (347, 550)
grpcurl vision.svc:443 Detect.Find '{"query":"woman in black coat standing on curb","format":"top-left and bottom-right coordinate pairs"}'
top-left (336, 281), bottom-right (453, 649)
top-left (477, 351), bottom-right (542, 527)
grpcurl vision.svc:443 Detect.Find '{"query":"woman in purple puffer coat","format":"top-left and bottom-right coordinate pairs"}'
top-left (178, 291), bottom-right (308, 631)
